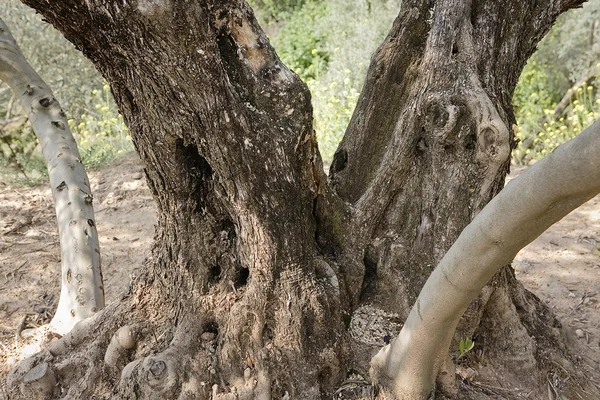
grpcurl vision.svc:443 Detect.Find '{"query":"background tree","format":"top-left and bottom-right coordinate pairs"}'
top-left (0, 18), bottom-right (104, 335)
top-left (5, 0), bottom-right (597, 399)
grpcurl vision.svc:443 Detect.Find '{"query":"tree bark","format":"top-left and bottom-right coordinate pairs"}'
top-left (7, 0), bottom-right (595, 399)
top-left (328, 0), bottom-right (591, 394)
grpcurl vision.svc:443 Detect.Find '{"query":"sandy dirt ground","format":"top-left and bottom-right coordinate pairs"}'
top-left (1, 153), bottom-right (599, 395)
top-left (0, 153), bottom-right (155, 375)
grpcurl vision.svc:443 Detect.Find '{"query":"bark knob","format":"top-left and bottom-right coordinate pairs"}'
top-left (20, 362), bottom-right (56, 397)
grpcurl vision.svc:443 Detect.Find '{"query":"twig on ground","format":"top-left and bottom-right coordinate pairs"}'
top-left (4, 260), bottom-right (27, 280)
top-left (15, 315), bottom-right (27, 341)
top-left (572, 292), bottom-right (597, 313)
top-left (468, 380), bottom-right (516, 397)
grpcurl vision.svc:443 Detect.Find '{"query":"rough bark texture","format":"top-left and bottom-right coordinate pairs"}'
top-left (328, 0), bottom-right (592, 395)
top-left (6, 0), bottom-right (595, 399)
top-left (0, 18), bottom-right (104, 335)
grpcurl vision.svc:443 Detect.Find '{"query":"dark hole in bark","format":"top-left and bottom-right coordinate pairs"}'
top-left (39, 97), bottom-right (52, 107)
top-left (208, 265), bottom-right (221, 283)
top-left (216, 33), bottom-right (241, 74)
top-left (359, 253), bottom-right (377, 301)
top-left (262, 324), bottom-right (273, 341)
top-left (342, 312), bottom-right (351, 330)
top-left (481, 127), bottom-right (496, 152)
top-left (51, 120), bottom-right (66, 130)
top-left (426, 102), bottom-right (449, 130)
top-left (330, 148), bottom-right (348, 175)
top-left (202, 320), bottom-right (219, 335)
top-left (444, 144), bottom-right (455, 153)
top-left (123, 87), bottom-right (135, 105)
top-left (318, 367), bottom-right (332, 387)
top-left (175, 138), bottom-right (213, 214)
top-left (465, 141), bottom-right (475, 150)
top-left (218, 9), bottom-right (229, 20)
top-left (234, 266), bottom-right (250, 288)
top-left (261, 64), bottom-right (282, 80)
top-left (452, 43), bottom-right (459, 55)
top-left (514, 302), bottom-right (525, 314)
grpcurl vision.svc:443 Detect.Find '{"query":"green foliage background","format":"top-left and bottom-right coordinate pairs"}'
top-left (256, 0), bottom-right (401, 161)
top-left (512, 0), bottom-right (600, 164)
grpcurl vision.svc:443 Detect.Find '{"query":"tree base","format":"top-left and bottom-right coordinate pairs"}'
top-left (6, 272), bottom-right (599, 399)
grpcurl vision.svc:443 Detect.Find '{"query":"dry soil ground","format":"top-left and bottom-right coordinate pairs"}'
top-left (1, 154), bottom-right (599, 397)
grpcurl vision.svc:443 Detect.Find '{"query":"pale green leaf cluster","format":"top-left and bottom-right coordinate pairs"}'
top-left (513, 0), bottom-right (600, 164)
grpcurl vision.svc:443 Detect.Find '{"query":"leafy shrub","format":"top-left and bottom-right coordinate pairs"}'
top-left (512, 60), bottom-right (562, 164)
top-left (268, 1), bottom-right (329, 81)
top-left (0, 119), bottom-right (48, 184)
top-left (249, 0), bottom-right (308, 23)
top-left (513, 0), bottom-right (600, 163)
top-left (531, 84), bottom-right (599, 159)
top-left (307, 69), bottom-right (360, 160)
top-left (514, 72), bottom-right (600, 164)
top-left (267, 0), bottom-right (401, 162)
top-left (69, 84), bottom-right (132, 168)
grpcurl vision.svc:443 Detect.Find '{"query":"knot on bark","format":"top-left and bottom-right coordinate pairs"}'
top-left (421, 96), bottom-right (459, 143)
top-left (475, 123), bottom-right (510, 164)
top-left (104, 324), bottom-right (140, 369)
top-left (464, 92), bottom-right (510, 166)
top-left (120, 355), bottom-right (179, 397)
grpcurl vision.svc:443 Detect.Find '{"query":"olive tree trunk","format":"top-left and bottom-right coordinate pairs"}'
top-left (6, 0), bottom-right (596, 399)
top-left (0, 18), bottom-right (104, 335)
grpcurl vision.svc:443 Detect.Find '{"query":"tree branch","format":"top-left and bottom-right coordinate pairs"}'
top-left (0, 18), bottom-right (104, 335)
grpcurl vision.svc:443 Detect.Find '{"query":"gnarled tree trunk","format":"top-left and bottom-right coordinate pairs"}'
top-left (7, 0), bottom-right (595, 399)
